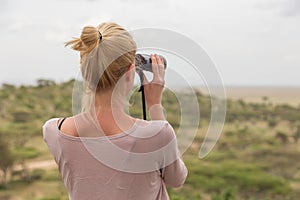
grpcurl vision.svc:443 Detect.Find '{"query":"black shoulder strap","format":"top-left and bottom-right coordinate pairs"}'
top-left (58, 118), bottom-right (67, 130)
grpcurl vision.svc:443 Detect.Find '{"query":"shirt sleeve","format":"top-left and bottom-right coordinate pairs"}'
top-left (42, 119), bottom-right (61, 164)
top-left (160, 123), bottom-right (188, 188)
top-left (161, 157), bottom-right (188, 188)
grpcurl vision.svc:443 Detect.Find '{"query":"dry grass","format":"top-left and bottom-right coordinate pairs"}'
top-left (225, 86), bottom-right (300, 106)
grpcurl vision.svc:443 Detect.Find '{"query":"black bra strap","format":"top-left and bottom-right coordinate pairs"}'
top-left (58, 118), bottom-right (66, 130)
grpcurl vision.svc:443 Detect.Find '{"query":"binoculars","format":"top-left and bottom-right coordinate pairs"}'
top-left (135, 54), bottom-right (167, 72)
top-left (134, 54), bottom-right (167, 120)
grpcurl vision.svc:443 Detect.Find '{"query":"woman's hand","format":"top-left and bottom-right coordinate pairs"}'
top-left (143, 54), bottom-right (166, 120)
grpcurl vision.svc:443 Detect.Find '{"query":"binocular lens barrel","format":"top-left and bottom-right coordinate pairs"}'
top-left (135, 54), bottom-right (167, 72)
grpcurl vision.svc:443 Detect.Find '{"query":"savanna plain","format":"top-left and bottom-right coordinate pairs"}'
top-left (0, 80), bottom-right (300, 200)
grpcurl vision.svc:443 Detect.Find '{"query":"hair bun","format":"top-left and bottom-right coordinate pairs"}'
top-left (80, 26), bottom-right (99, 47)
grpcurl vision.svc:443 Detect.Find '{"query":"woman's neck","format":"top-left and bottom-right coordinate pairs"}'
top-left (94, 88), bottom-right (126, 116)
top-left (90, 89), bottom-right (135, 135)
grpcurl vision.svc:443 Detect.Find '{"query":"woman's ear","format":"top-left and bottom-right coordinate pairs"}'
top-left (125, 64), bottom-right (135, 82)
top-left (127, 63), bottom-right (134, 71)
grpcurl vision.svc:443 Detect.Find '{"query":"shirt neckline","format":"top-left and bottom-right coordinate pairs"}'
top-left (51, 117), bottom-right (140, 141)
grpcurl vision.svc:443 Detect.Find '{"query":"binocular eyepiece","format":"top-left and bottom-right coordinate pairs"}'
top-left (135, 54), bottom-right (167, 73)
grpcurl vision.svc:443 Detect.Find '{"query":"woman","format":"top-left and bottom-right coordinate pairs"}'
top-left (43, 22), bottom-right (187, 200)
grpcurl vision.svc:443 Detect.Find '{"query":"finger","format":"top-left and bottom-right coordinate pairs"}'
top-left (156, 55), bottom-right (165, 74)
top-left (151, 54), bottom-right (159, 81)
top-left (155, 55), bottom-right (165, 83)
top-left (159, 56), bottom-right (164, 65)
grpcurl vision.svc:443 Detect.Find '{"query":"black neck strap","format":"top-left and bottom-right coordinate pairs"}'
top-left (138, 71), bottom-right (147, 120)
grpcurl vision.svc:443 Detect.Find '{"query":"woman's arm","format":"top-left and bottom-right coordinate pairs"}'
top-left (161, 157), bottom-right (188, 188)
top-left (143, 54), bottom-right (166, 120)
top-left (159, 123), bottom-right (188, 188)
top-left (149, 104), bottom-right (165, 120)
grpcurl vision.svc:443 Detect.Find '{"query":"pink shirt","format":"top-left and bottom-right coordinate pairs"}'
top-left (43, 118), bottom-right (188, 200)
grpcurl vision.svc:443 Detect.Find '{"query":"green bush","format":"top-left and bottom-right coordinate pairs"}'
top-left (212, 187), bottom-right (236, 200)
top-left (13, 147), bottom-right (40, 160)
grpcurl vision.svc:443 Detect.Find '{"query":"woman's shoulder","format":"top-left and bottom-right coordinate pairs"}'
top-left (43, 118), bottom-right (59, 130)
top-left (133, 119), bottom-right (176, 143)
top-left (43, 116), bottom-right (79, 139)
top-left (42, 118), bottom-right (60, 140)
top-left (140, 119), bottom-right (174, 132)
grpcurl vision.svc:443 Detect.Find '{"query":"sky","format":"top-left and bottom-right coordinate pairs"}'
top-left (0, 0), bottom-right (299, 86)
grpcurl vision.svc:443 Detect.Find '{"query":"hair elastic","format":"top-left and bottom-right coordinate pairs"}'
top-left (98, 31), bottom-right (103, 41)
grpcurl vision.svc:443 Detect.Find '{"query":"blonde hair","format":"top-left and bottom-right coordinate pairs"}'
top-left (65, 22), bottom-right (137, 111)
top-left (65, 22), bottom-right (137, 91)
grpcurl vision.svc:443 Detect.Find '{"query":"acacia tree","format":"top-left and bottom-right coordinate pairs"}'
top-left (0, 133), bottom-right (14, 186)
